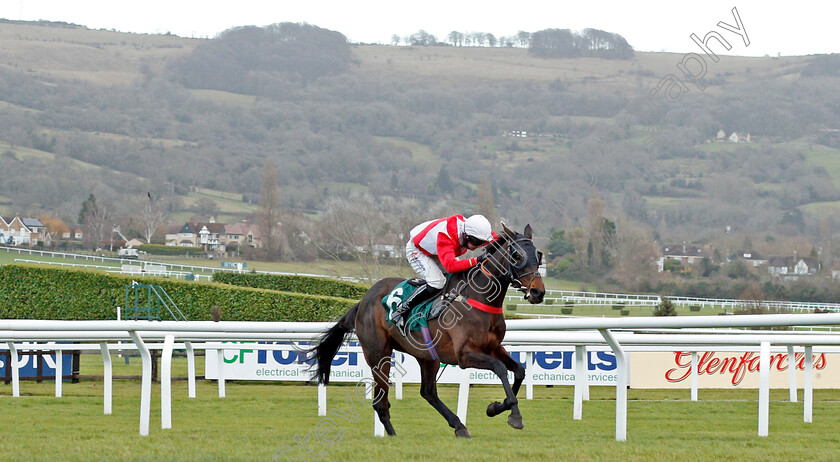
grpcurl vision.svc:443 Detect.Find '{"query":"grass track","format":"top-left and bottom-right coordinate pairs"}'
top-left (2, 354), bottom-right (840, 461)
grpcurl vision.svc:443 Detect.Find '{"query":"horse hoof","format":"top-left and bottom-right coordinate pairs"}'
top-left (508, 414), bottom-right (524, 430)
top-left (486, 401), bottom-right (504, 417)
top-left (455, 427), bottom-right (472, 438)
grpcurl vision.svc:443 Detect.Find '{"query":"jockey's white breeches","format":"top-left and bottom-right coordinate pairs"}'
top-left (405, 241), bottom-right (446, 289)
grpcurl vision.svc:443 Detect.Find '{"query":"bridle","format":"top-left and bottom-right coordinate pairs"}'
top-left (474, 236), bottom-right (543, 299)
top-left (504, 237), bottom-right (543, 299)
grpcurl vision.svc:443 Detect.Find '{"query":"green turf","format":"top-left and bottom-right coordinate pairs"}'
top-left (506, 302), bottom-right (727, 317)
top-left (2, 353), bottom-right (840, 461)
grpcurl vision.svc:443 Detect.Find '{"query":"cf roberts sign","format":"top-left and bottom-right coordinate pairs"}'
top-left (205, 342), bottom-right (621, 386)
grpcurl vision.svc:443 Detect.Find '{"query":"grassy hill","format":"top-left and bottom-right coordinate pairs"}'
top-left (0, 19), bottom-right (836, 247)
top-left (0, 20), bottom-right (195, 84)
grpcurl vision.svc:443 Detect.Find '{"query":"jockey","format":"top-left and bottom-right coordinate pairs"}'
top-left (390, 214), bottom-right (497, 330)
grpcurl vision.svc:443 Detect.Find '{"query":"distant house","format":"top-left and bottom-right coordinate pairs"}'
top-left (62, 229), bottom-right (83, 240)
top-left (716, 129), bottom-right (726, 141)
top-left (767, 256), bottom-right (819, 279)
top-left (196, 222), bottom-right (226, 252)
top-left (0, 216), bottom-right (40, 246)
top-left (657, 243), bottom-right (712, 272)
top-left (728, 132), bottom-right (751, 143)
top-left (126, 238), bottom-right (145, 248)
top-left (166, 220), bottom-right (226, 252)
top-left (225, 222), bottom-right (263, 249)
top-left (734, 250), bottom-right (768, 267)
top-left (0, 217), bottom-right (11, 244)
top-left (21, 218), bottom-right (46, 244)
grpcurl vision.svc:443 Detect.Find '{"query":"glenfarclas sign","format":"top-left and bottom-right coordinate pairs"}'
top-left (665, 352), bottom-right (827, 386)
top-left (631, 351), bottom-right (839, 389)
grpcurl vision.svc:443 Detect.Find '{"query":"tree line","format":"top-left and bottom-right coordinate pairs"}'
top-left (529, 28), bottom-right (633, 59)
top-left (389, 27), bottom-right (633, 59)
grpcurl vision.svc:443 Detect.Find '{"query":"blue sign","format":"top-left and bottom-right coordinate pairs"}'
top-left (509, 350), bottom-right (617, 371)
top-left (0, 351), bottom-right (74, 379)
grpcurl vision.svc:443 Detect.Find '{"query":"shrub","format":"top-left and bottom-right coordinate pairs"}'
top-left (653, 297), bottom-right (677, 316)
top-left (733, 302), bottom-right (792, 330)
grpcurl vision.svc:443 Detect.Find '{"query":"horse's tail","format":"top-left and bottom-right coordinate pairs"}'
top-left (309, 303), bottom-right (359, 385)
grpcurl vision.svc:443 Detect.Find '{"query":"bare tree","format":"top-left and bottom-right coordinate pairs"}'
top-left (516, 31), bottom-right (531, 47)
top-left (476, 175), bottom-right (497, 225)
top-left (79, 194), bottom-right (111, 248)
top-left (820, 218), bottom-right (832, 272)
top-left (311, 195), bottom-right (444, 282)
top-left (313, 194), bottom-right (387, 282)
top-left (612, 219), bottom-right (658, 288)
top-left (137, 195), bottom-right (168, 244)
top-left (447, 31), bottom-right (463, 46)
top-left (569, 227), bottom-right (588, 270)
top-left (258, 159), bottom-right (283, 259)
top-left (587, 190), bottom-right (606, 270)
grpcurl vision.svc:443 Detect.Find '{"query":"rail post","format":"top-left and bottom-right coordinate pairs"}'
top-left (598, 329), bottom-right (627, 442)
top-left (128, 331), bottom-right (152, 436)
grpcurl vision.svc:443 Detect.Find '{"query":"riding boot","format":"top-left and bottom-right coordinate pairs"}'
top-left (390, 284), bottom-right (442, 331)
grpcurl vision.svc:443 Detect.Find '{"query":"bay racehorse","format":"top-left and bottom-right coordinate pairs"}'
top-left (309, 223), bottom-right (546, 437)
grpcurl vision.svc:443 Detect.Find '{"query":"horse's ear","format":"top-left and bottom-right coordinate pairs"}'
top-left (501, 221), bottom-right (516, 238)
top-left (524, 224), bottom-right (532, 239)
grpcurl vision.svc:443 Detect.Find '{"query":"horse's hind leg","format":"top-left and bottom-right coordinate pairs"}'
top-left (418, 359), bottom-right (470, 438)
top-left (365, 351), bottom-right (397, 436)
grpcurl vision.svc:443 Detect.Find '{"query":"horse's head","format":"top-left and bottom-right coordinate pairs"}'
top-left (483, 223), bottom-right (546, 304)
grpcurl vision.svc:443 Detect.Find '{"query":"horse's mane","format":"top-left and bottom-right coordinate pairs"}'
top-left (485, 233), bottom-right (509, 255)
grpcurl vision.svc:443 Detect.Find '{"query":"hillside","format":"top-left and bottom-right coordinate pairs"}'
top-left (0, 19), bottom-right (837, 247)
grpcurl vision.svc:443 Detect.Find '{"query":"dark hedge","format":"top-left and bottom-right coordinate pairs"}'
top-left (0, 265), bottom-right (355, 322)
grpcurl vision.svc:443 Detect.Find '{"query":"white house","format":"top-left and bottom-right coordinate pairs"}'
top-left (767, 256), bottom-right (819, 279)
top-left (657, 243), bottom-right (711, 272)
top-left (734, 250), bottom-right (768, 268)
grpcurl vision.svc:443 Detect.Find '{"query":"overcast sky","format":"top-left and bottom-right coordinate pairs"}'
top-left (1, 1), bottom-right (836, 57)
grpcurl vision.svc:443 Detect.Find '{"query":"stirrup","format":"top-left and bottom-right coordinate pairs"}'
top-left (390, 303), bottom-right (407, 324)
top-left (396, 316), bottom-right (411, 337)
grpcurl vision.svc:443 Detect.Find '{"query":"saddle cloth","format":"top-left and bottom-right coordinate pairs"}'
top-left (381, 278), bottom-right (447, 332)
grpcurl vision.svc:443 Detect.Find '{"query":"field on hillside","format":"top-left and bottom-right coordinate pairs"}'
top-left (350, 45), bottom-right (797, 91)
top-left (3, 353), bottom-right (840, 462)
top-left (0, 20), bottom-right (196, 84)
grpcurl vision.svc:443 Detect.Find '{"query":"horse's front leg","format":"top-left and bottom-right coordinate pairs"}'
top-left (418, 358), bottom-right (471, 437)
top-left (489, 345), bottom-right (525, 428)
top-left (457, 345), bottom-right (523, 430)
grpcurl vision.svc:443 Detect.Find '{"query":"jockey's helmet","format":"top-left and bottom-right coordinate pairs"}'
top-left (464, 215), bottom-right (493, 243)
